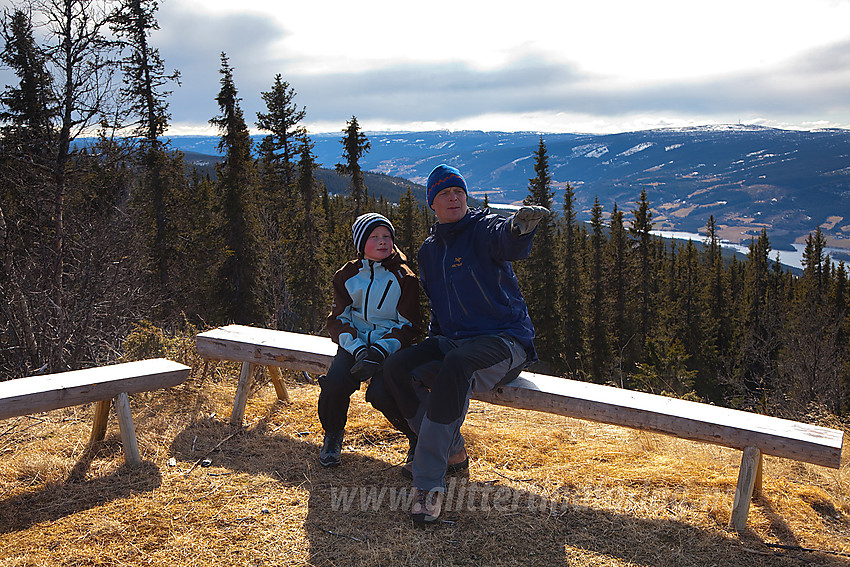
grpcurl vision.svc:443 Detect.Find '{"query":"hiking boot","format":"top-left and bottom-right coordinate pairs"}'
top-left (410, 488), bottom-right (443, 525)
top-left (446, 447), bottom-right (469, 475)
top-left (401, 447), bottom-right (468, 479)
top-left (319, 430), bottom-right (344, 467)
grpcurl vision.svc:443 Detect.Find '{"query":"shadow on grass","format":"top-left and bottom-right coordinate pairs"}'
top-left (0, 440), bottom-right (162, 535)
top-left (166, 410), bottom-right (833, 567)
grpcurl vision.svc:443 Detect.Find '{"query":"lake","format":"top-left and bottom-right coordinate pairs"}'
top-left (651, 230), bottom-right (850, 271)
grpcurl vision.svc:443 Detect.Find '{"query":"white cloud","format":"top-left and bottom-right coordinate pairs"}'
top-left (4, 0), bottom-right (850, 134)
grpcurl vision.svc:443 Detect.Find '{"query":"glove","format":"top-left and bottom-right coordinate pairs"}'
top-left (511, 205), bottom-right (549, 235)
top-left (349, 346), bottom-right (386, 381)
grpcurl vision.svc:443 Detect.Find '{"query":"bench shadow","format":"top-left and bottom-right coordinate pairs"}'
top-left (167, 414), bottom-right (835, 567)
top-left (0, 440), bottom-right (162, 534)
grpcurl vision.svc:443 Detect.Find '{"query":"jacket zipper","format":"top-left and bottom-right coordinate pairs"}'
top-left (376, 279), bottom-right (393, 310)
top-left (469, 268), bottom-right (496, 311)
top-left (364, 261), bottom-right (375, 343)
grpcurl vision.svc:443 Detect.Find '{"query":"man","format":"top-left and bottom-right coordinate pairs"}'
top-left (384, 164), bottom-right (548, 524)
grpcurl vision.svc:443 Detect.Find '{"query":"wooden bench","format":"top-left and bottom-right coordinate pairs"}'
top-left (0, 358), bottom-right (191, 466)
top-left (195, 324), bottom-right (844, 530)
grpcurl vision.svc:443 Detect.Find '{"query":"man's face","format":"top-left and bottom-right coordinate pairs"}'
top-left (431, 186), bottom-right (468, 224)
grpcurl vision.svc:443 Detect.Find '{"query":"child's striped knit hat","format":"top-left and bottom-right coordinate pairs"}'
top-left (352, 213), bottom-right (395, 257)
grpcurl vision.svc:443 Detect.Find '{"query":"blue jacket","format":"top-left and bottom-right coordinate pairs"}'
top-left (418, 208), bottom-right (537, 363)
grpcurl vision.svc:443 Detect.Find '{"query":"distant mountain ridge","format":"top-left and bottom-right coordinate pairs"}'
top-left (168, 125), bottom-right (850, 253)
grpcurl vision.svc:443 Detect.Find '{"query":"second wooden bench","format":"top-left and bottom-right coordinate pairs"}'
top-left (0, 358), bottom-right (191, 466)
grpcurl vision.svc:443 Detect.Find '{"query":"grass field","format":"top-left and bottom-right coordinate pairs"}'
top-left (1, 357), bottom-right (848, 566)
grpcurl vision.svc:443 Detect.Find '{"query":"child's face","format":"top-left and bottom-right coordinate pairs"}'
top-left (363, 226), bottom-right (393, 261)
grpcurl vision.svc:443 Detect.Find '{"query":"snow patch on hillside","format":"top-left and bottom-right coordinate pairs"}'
top-left (618, 142), bottom-right (654, 157)
top-left (572, 143), bottom-right (609, 158)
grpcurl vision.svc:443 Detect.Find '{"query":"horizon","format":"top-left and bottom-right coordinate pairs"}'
top-left (162, 122), bottom-right (850, 140)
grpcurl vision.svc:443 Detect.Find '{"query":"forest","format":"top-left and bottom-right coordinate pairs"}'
top-left (1, 0), bottom-right (848, 421)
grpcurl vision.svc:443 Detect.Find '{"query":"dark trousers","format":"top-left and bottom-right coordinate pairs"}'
top-left (318, 348), bottom-right (417, 444)
top-left (383, 334), bottom-right (527, 491)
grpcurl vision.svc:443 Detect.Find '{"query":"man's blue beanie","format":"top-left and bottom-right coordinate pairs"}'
top-left (426, 164), bottom-right (467, 207)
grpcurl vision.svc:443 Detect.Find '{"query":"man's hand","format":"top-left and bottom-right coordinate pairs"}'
top-left (511, 205), bottom-right (550, 235)
top-left (350, 346), bottom-right (386, 381)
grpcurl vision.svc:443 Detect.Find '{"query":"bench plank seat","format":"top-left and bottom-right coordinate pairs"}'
top-left (1, 358), bottom-right (191, 466)
top-left (195, 324), bottom-right (845, 529)
top-left (0, 358), bottom-right (191, 419)
top-left (479, 373), bottom-right (843, 469)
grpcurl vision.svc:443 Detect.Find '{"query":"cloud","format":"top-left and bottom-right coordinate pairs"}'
top-left (279, 38), bottom-right (850, 130)
top-left (106, 1), bottom-right (850, 133)
top-left (155, 1), bottom-right (290, 126)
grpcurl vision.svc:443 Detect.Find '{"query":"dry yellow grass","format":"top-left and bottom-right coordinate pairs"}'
top-left (1, 360), bottom-right (848, 567)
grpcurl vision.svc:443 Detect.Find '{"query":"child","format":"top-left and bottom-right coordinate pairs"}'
top-left (320, 212), bottom-right (422, 467)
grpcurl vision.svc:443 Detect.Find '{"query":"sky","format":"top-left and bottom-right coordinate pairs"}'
top-left (7, 0), bottom-right (850, 135)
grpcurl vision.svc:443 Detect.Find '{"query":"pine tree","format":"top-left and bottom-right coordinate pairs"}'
top-left (0, 9), bottom-right (55, 151)
top-left (560, 182), bottom-right (585, 375)
top-left (256, 74), bottom-right (306, 190)
top-left (111, 0), bottom-right (182, 304)
top-left (209, 53), bottom-right (263, 324)
top-left (284, 136), bottom-right (328, 333)
top-left (335, 116), bottom-right (370, 215)
top-left (629, 188), bottom-right (654, 358)
top-left (396, 187), bottom-right (422, 268)
top-left (606, 203), bottom-right (632, 386)
top-left (588, 197), bottom-right (610, 381)
top-left (519, 137), bottom-right (560, 371)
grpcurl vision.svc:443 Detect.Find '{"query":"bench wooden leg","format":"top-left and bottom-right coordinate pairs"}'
top-left (267, 366), bottom-right (290, 403)
top-left (114, 392), bottom-right (142, 466)
top-left (230, 361), bottom-right (256, 427)
top-left (88, 399), bottom-right (112, 446)
top-left (729, 446), bottom-right (762, 530)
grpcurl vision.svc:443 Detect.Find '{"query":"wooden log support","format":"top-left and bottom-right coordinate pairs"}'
top-left (729, 446), bottom-right (763, 530)
top-left (230, 362), bottom-right (257, 427)
top-left (114, 392), bottom-right (142, 466)
top-left (195, 325), bottom-right (845, 530)
top-left (89, 399), bottom-right (112, 446)
top-left (267, 366), bottom-right (290, 403)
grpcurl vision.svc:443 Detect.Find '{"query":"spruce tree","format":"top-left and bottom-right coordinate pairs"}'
top-left (0, 9), bottom-right (55, 151)
top-left (396, 187), bottom-right (422, 268)
top-left (209, 53), bottom-right (263, 324)
top-left (335, 116), bottom-right (370, 215)
top-left (605, 203), bottom-right (631, 385)
top-left (256, 74), bottom-right (306, 190)
top-left (111, 0), bottom-right (182, 305)
top-left (628, 188), bottom-right (654, 358)
top-left (519, 137), bottom-right (560, 371)
top-left (560, 182), bottom-right (585, 375)
top-left (284, 136), bottom-right (328, 333)
top-left (701, 216), bottom-right (725, 382)
top-left (588, 197), bottom-right (610, 381)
